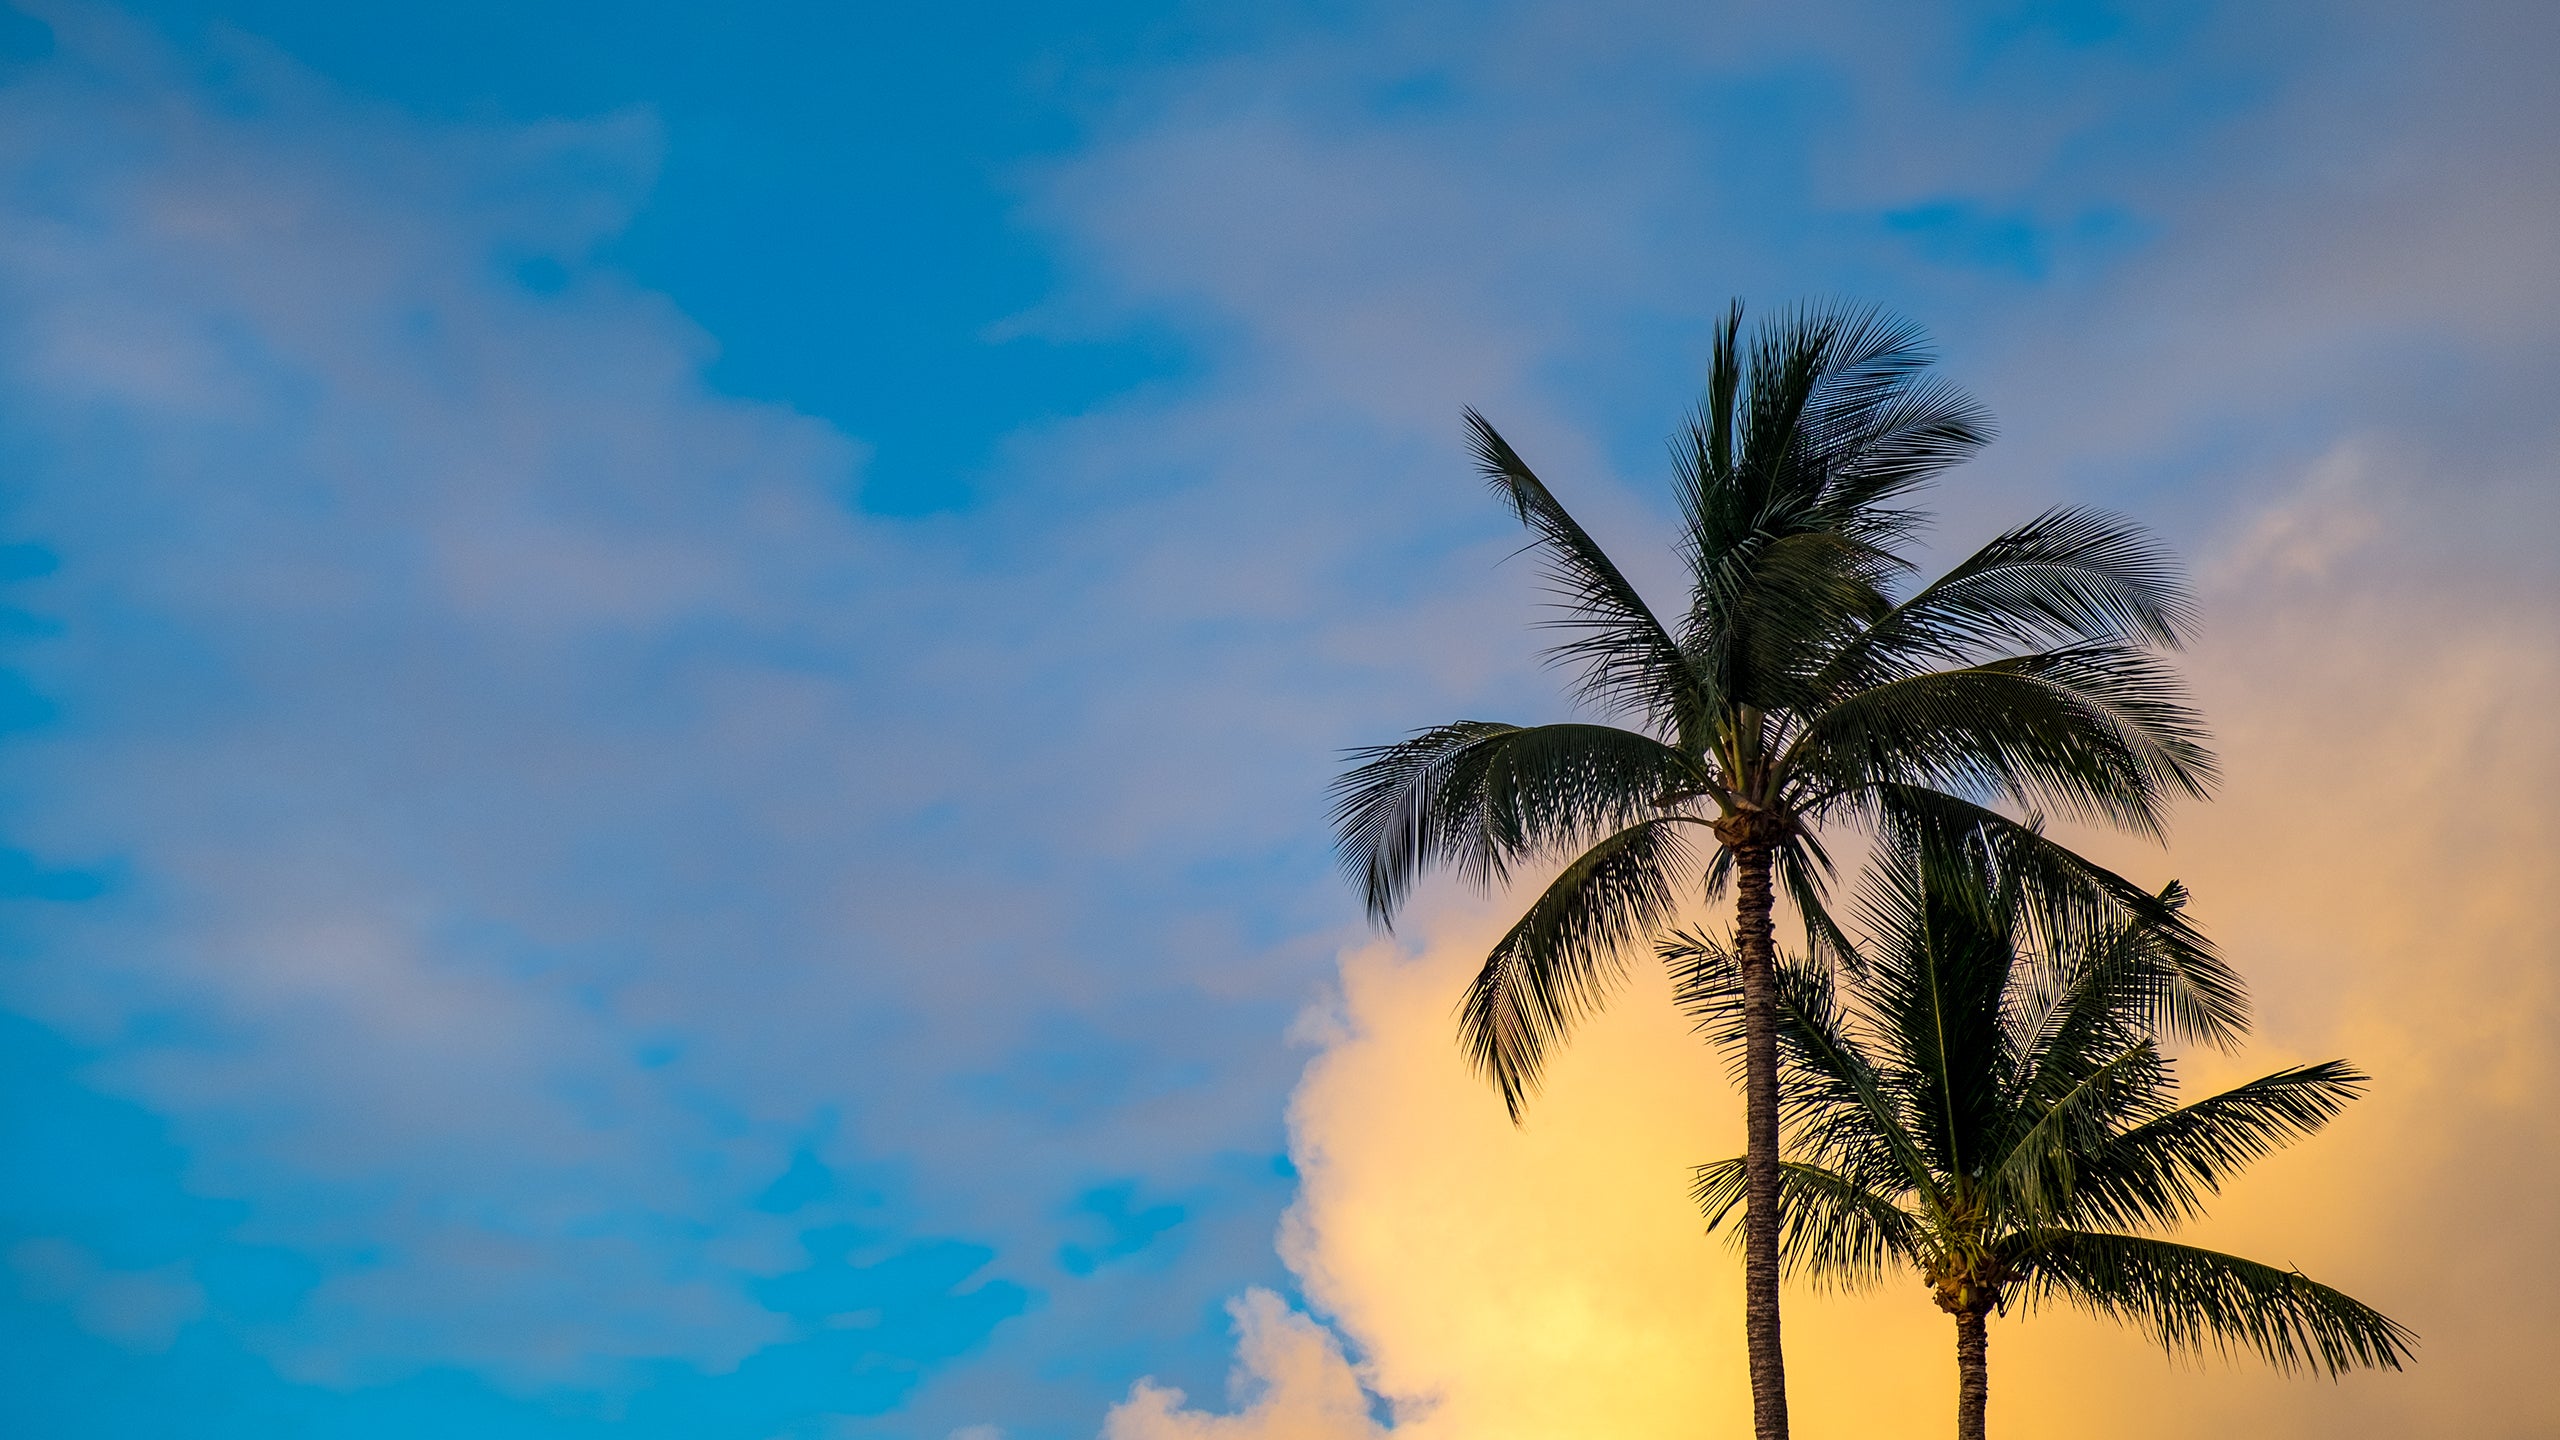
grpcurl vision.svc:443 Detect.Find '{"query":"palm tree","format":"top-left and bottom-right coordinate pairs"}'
top-left (1673, 828), bottom-right (2412, 1440)
top-left (1331, 301), bottom-right (2238, 1440)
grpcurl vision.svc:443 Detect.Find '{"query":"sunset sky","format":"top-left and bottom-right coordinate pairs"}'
top-left (2, 1), bottom-right (2556, 1436)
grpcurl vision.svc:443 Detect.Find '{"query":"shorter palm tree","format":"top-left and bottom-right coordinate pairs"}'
top-left (1670, 829), bottom-right (2411, 1440)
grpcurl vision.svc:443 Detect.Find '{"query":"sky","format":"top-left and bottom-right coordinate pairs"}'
top-left (0, 1), bottom-right (2555, 1437)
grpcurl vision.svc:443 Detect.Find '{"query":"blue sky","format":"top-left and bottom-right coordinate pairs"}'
top-left (114, 0), bottom-right (1208, 515)
top-left (2, 1), bottom-right (2556, 1437)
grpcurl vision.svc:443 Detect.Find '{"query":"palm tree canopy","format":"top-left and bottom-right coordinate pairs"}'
top-left (1332, 300), bottom-right (2234, 1117)
top-left (1671, 828), bottom-right (2413, 1376)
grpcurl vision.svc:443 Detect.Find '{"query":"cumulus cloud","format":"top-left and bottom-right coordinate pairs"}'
top-left (1126, 503), bottom-right (2560, 1434)
top-left (1068, 2), bottom-right (2560, 1433)
top-left (1104, 1290), bottom-right (1388, 1440)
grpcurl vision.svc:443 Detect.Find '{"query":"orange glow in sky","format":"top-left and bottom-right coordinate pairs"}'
top-left (1113, 442), bottom-right (2560, 1438)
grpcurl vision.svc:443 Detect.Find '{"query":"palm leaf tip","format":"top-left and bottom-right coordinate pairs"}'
top-left (1456, 818), bottom-right (1700, 1121)
top-left (1460, 409), bottom-right (1693, 724)
top-left (2021, 1231), bottom-right (2414, 1376)
top-left (2059, 1061), bottom-right (2369, 1231)
top-left (1330, 721), bottom-right (1710, 927)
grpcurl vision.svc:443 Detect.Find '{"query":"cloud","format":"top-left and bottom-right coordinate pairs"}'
top-left (0, 4), bottom-right (1154, 1403)
top-left (7, 1237), bottom-right (205, 1351)
top-left (1062, 2), bottom-right (2560, 1431)
top-left (1125, 481), bottom-right (2560, 1434)
top-left (0, 4), bottom-right (870, 1385)
top-left (5, 0), bottom-right (2557, 1432)
top-left (0, 2), bottom-right (1521, 1418)
top-left (1103, 1290), bottom-right (1388, 1440)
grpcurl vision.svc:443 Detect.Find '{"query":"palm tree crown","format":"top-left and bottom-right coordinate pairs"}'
top-left (1674, 829), bottom-right (2412, 1438)
top-left (1334, 301), bottom-right (2232, 1114)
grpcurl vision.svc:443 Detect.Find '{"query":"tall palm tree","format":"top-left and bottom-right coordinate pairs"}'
top-left (1331, 301), bottom-right (2238, 1440)
top-left (1673, 829), bottom-right (2412, 1440)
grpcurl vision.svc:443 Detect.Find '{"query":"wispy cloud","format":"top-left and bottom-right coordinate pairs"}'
top-left (0, 3), bottom-right (1306, 1409)
top-left (3, 0), bottom-right (2554, 1433)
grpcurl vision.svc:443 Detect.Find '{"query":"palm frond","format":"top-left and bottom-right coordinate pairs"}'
top-left (2058, 1063), bottom-right (2369, 1233)
top-left (1668, 927), bottom-right (1938, 1197)
top-left (1780, 646), bottom-right (2216, 840)
top-left (2012, 1230), bottom-right (2414, 1375)
top-left (1817, 788), bottom-right (2247, 1048)
top-left (1666, 929), bottom-right (1841, 1077)
top-left (1694, 1156), bottom-right (1918, 1287)
top-left (1794, 306), bottom-right (1993, 531)
top-left (1815, 508), bottom-right (2195, 698)
top-left (1330, 721), bottom-right (1709, 923)
top-left (1774, 836), bottom-right (1858, 968)
top-left (1468, 410), bottom-right (1697, 728)
top-left (1985, 1042), bottom-right (2171, 1223)
top-left (1694, 528), bottom-right (1901, 716)
top-left (1676, 303), bottom-right (1976, 719)
top-left (1668, 300), bottom-right (1744, 541)
top-left (1460, 817), bottom-right (1706, 1120)
top-left (2004, 886), bottom-right (2182, 1081)
top-left (1846, 849), bottom-right (2025, 1183)
top-left (1733, 302), bottom-right (1837, 521)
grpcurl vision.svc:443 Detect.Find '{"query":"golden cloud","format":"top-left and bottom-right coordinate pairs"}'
top-left (1114, 444), bottom-right (2560, 1437)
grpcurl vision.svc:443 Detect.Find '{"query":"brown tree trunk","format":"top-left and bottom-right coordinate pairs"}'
top-left (1955, 1308), bottom-right (1989, 1440)
top-left (1733, 842), bottom-right (1789, 1440)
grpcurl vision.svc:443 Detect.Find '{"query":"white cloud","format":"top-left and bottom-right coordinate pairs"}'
top-left (1103, 1289), bottom-right (1389, 1440)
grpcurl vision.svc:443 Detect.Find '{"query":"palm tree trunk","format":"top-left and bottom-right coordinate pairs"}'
top-left (1733, 842), bottom-right (1789, 1440)
top-left (1955, 1309), bottom-right (1989, 1440)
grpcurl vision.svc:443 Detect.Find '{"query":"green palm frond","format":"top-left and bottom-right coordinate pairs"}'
top-left (2012, 1230), bottom-right (2415, 1375)
top-left (1840, 788), bottom-right (2246, 1046)
top-left (1670, 301), bottom-right (1744, 539)
top-left (1734, 304), bottom-right (1836, 515)
top-left (1460, 817), bottom-right (1707, 1120)
top-left (1774, 837), bottom-right (1858, 967)
top-left (1668, 927), bottom-right (1938, 1199)
top-left (1672, 302), bottom-right (1990, 724)
top-left (1666, 928), bottom-right (1843, 1082)
top-left (1999, 644), bottom-right (2218, 808)
top-left (1848, 853), bottom-right (2028, 1184)
top-left (1792, 311), bottom-right (1993, 529)
top-left (2004, 889), bottom-right (2183, 1085)
top-left (1467, 410), bottom-right (1696, 729)
top-left (1812, 507), bottom-right (2194, 699)
top-left (1330, 721), bottom-right (1709, 923)
top-left (1694, 1157), bottom-right (1919, 1288)
top-left (1780, 645), bottom-right (2215, 839)
top-left (1986, 1042), bottom-right (2171, 1221)
top-left (1697, 529), bottom-right (1900, 717)
top-left (2058, 1063), bottom-right (2368, 1233)
top-left (1714, 300), bottom-right (1982, 543)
